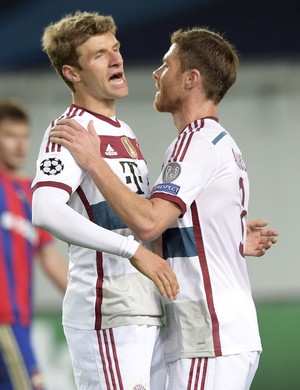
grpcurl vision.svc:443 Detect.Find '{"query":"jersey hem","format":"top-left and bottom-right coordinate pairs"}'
top-left (62, 316), bottom-right (163, 330)
top-left (164, 344), bottom-right (263, 363)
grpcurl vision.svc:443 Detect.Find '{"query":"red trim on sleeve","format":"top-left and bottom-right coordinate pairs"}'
top-left (32, 181), bottom-right (72, 197)
top-left (150, 193), bottom-right (186, 217)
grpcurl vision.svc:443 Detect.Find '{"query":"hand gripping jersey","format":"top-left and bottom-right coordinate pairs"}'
top-left (0, 172), bottom-right (53, 326)
top-left (32, 104), bottom-right (163, 330)
top-left (150, 117), bottom-right (262, 362)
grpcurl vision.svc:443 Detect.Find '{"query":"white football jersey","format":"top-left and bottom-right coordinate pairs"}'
top-left (32, 104), bottom-right (163, 330)
top-left (150, 118), bottom-right (262, 362)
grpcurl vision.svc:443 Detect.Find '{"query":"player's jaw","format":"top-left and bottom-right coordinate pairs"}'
top-left (153, 84), bottom-right (179, 113)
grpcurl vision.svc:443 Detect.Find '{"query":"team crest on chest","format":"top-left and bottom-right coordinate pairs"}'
top-left (121, 137), bottom-right (138, 159)
top-left (163, 162), bottom-right (181, 182)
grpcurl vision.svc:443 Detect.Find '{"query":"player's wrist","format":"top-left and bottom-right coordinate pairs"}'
top-left (119, 235), bottom-right (140, 259)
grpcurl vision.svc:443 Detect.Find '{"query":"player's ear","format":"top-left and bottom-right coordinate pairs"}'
top-left (185, 69), bottom-right (200, 89)
top-left (62, 65), bottom-right (81, 84)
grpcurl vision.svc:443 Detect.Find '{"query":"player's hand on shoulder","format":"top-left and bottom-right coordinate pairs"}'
top-left (50, 119), bottom-right (101, 170)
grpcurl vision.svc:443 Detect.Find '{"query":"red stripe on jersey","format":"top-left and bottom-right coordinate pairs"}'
top-left (45, 136), bottom-right (61, 153)
top-left (179, 119), bottom-right (204, 162)
top-left (71, 104), bottom-right (121, 127)
top-left (171, 119), bottom-right (204, 162)
top-left (173, 131), bottom-right (188, 162)
top-left (187, 358), bottom-right (196, 389)
top-left (109, 328), bottom-right (124, 389)
top-left (194, 358), bottom-right (201, 389)
top-left (97, 330), bottom-right (124, 390)
top-left (32, 181), bottom-right (72, 197)
top-left (76, 186), bottom-right (104, 330)
top-left (150, 192), bottom-right (186, 216)
top-left (68, 107), bottom-right (80, 119)
top-left (191, 201), bottom-right (222, 357)
top-left (97, 330), bottom-right (112, 390)
top-left (187, 358), bottom-right (207, 390)
top-left (200, 358), bottom-right (208, 390)
top-left (46, 137), bottom-right (51, 153)
top-left (103, 330), bottom-right (117, 389)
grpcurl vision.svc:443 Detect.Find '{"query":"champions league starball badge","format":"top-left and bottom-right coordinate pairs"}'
top-left (162, 162), bottom-right (181, 183)
top-left (40, 157), bottom-right (64, 175)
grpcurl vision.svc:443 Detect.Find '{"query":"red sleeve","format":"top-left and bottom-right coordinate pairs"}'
top-left (36, 227), bottom-right (54, 250)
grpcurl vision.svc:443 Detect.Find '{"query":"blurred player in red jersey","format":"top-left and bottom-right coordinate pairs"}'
top-left (0, 100), bottom-right (68, 390)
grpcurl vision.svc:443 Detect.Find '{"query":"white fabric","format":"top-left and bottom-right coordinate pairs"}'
top-left (150, 118), bottom-right (262, 362)
top-left (64, 324), bottom-right (166, 390)
top-left (32, 105), bottom-right (163, 330)
top-left (167, 352), bottom-right (260, 390)
top-left (32, 186), bottom-right (140, 259)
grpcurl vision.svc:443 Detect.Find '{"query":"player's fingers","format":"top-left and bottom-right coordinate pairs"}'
top-left (57, 118), bottom-right (83, 132)
top-left (159, 272), bottom-right (179, 301)
top-left (152, 275), bottom-right (167, 298)
top-left (260, 229), bottom-right (279, 237)
top-left (87, 120), bottom-right (97, 136)
top-left (50, 130), bottom-right (77, 145)
top-left (247, 219), bottom-right (269, 229)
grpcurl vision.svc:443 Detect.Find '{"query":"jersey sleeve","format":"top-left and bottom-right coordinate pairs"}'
top-left (150, 133), bottom-right (219, 216)
top-left (32, 117), bottom-right (87, 196)
top-left (32, 186), bottom-right (140, 259)
top-left (36, 227), bottom-right (54, 250)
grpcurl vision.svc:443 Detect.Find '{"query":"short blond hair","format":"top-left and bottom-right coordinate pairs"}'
top-left (42, 11), bottom-right (116, 91)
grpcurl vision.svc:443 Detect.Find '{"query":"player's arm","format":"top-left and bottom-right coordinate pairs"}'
top-left (49, 119), bottom-right (181, 241)
top-left (32, 186), bottom-right (179, 300)
top-left (36, 242), bottom-right (68, 292)
top-left (244, 219), bottom-right (279, 257)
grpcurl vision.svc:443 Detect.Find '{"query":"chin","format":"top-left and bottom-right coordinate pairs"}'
top-left (154, 100), bottom-right (168, 113)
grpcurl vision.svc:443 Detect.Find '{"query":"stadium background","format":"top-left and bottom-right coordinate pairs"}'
top-left (1, 1), bottom-right (299, 388)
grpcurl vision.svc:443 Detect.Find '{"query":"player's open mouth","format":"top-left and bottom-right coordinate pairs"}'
top-left (109, 72), bottom-right (124, 85)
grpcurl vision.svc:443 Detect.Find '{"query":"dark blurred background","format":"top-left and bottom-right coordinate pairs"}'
top-left (0, 0), bottom-right (299, 71)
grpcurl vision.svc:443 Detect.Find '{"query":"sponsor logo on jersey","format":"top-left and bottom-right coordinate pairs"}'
top-left (121, 137), bottom-right (138, 159)
top-left (152, 183), bottom-right (180, 196)
top-left (40, 157), bottom-right (64, 175)
top-left (105, 143), bottom-right (118, 156)
top-left (162, 162), bottom-right (181, 182)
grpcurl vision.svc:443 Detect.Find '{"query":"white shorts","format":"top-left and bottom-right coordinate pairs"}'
top-left (63, 324), bottom-right (166, 390)
top-left (166, 351), bottom-right (260, 390)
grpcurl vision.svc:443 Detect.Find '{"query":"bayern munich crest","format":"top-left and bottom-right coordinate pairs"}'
top-left (162, 162), bottom-right (181, 183)
top-left (40, 157), bottom-right (64, 175)
top-left (132, 384), bottom-right (147, 390)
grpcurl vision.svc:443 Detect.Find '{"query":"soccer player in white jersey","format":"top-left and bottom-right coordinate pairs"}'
top-left (49, 27), bottom-right (279, 389)
top-left (31, 12), bottom-right (180, 390)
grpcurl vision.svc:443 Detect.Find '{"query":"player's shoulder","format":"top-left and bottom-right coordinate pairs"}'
top-left (201, 118), bottom-right (233, 146)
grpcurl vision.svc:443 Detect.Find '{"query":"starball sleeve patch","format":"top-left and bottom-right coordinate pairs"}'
top-left (40, 157), bottom-right (64, 176)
